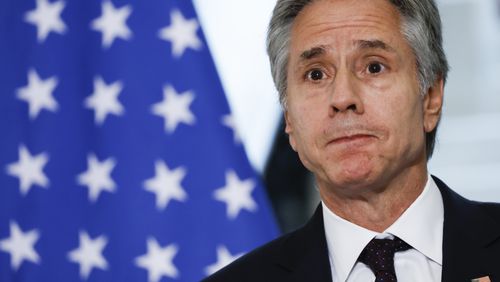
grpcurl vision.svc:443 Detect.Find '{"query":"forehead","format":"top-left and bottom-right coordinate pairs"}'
top-left (290, 0), bottom-right (405, 55)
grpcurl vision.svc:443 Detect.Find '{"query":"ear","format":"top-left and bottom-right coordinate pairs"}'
top-left (284, 111), bottom-right (298, 152)
top-left (423, 78), bottom-right (444, 133)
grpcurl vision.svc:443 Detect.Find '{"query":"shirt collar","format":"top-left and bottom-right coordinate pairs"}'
top-left (385, 175), bottom-right (444, 265)
top-left (322, 175), bottom-right (444, 282)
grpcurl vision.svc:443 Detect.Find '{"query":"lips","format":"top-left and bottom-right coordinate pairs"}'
top-left (323, 123), bottom-right (383, 147)
top-left (329, 134), bottom-right (377, 145)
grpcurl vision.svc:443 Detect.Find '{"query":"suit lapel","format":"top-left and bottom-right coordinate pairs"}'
top-left (434, 176), bottom-right (500, 282)
top-left (274, 205), bottom-right (332, 282)
top-left (273, 177), bottom-right (500, 282)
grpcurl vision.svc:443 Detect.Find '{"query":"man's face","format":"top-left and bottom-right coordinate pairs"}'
top-left (285, 0), bottom-right (442, 194)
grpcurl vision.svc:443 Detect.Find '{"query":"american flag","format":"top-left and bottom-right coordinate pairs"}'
top-left (0, 0), bottom-right (279, 281)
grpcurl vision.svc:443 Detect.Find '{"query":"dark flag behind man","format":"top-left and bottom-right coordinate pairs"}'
top-left (0, 0), bottom-right (278, 281)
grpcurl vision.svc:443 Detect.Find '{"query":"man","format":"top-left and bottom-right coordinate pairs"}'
top-left (204, 0), bottom-right (500, 281)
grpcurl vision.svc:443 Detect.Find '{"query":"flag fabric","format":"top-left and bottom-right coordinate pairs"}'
top-left (0, 0), bottom-right (279, 281)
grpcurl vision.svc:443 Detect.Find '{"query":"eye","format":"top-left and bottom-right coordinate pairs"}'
top-left (305, 69), bottom-right (325, 81)
top-left (367, 62), bottom-right (384, 74)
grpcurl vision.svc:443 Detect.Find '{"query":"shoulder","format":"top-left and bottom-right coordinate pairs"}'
top-left (433, 175), bottom-right (500, 221)
top-left (473, 200), bottom-right (500, 223)
top-left (202, 204), bottom-right (330, 282)
top-left (201, 231), bottom-right (297, 282)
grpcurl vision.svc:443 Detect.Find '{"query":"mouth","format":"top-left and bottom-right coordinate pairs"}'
top-left (329, 134), bottom-right (377, 146)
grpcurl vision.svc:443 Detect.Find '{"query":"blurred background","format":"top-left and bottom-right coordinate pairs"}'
top-left (0, 0), bottom-right (499, 280)
top-left (195, 0), bottom-right (500, 232)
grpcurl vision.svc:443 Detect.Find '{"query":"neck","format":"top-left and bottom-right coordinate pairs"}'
top-left (319, 165), bottom-right (428, 233)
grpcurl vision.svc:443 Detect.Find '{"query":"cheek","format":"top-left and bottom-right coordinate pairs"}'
top-left (288, 108), bottom-right (327, 165)
top-left (292, 116), bottom-right (319, 153)
top-left (290, 102), bottom-right (325, 139)
top-left (380, 94), bottom-right (425, 153)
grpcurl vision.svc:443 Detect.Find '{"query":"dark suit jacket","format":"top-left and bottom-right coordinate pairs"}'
top-left (203, 176), bottom-right (500, 282)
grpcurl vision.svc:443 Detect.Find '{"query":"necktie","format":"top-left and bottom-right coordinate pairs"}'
top-left (357, 237), bottom-right (411, 282)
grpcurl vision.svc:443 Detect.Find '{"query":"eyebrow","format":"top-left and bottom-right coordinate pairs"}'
top-left (299, 46), bottom-right (327, 61)
top-left (356, 39), bottom-right (396, 53)
top-left (296, 39), bottom-right (397, 67)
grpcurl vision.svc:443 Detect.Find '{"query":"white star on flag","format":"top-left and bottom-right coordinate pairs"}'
top-left (91, 1), bottom-right (132, 48)
top-left (0, 221), bottom-right (40, 270)
top-left (6, 144), bottom-right (49, 196)
top-left (143, 160), bottom-right (188, 210)
top-left (77, 154), bottom-right (117, 203)
top-left (24, 0), bottom-right (67, 42)
top-left (204, 245), bottom-right (243, 276)
top-left (84, 76), bottom-right (125, 125)
top-left (68, 231), bottom-right (109, 279)
top-left (214, 170), bottom-right (257, 219)
top-left (135, 237), bottom-right (179, 282)
top-left (158, 9), bottom-right (202, 58)
top-left (221, 114), bottom-right (242, 144)
top-left (151, 84), bottom-right (196, 133)
top-left (16, 68), bottom-right (59, 120)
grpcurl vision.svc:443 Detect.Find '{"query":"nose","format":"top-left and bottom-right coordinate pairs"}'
top-left (329, 69), bottom-right (364, 116)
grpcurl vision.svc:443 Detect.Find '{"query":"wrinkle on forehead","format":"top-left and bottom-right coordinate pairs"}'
top-left (289, 0), bottom-right (405, 58)
top-left (298, 39), bottom-right (397, 61)
top-left (287, 0), bottom-right (414, 78)
top-left (292, 0), bottom-right (402, 36)
top-left (297, 16), bottom-right (396, 32)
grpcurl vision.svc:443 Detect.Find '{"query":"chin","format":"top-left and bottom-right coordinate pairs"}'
top-left (328, 153), bottom-right (379, 188)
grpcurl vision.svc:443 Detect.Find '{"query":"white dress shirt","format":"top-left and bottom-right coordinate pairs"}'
top-left (322, 175), bottom-right (444, 282)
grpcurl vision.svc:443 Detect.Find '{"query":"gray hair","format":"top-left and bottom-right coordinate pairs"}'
top-left (267, 0), bottom-right (449, 160)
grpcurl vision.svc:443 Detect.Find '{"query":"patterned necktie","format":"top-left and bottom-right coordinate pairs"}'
top-left (357, 237), bottom-right (412, 282)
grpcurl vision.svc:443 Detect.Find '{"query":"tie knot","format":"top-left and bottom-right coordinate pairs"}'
top-left (358, 237), bottom-right (411, 281)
